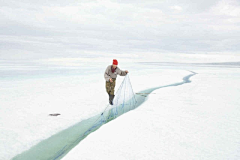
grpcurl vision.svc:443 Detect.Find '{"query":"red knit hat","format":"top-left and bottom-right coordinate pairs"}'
top-left (113, 59), bottom-right (118, 65)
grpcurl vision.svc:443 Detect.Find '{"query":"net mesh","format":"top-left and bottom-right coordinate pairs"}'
top-left (82, 74), bottom-right (137, 135)
top-left (106, 74), bottom-right (137, 120)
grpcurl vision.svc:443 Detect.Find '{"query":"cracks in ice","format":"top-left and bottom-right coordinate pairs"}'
top-left (13, 70), bottom-right (197, 160)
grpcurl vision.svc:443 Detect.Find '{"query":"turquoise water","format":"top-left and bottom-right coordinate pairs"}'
top-left (12, 71), bottom-right (196, 160)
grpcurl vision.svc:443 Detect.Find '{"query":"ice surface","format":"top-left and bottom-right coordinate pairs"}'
top-left (63, 65), bottom-right (240, 160)
top-left (1, 61), bottom-right (240, 160)
top-left (11, 75), bottom-right (138, 160)
top-left (0, 61), bottom-right (182, 159)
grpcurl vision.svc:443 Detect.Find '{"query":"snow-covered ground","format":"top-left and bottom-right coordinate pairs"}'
top-left (63, 65), bottom-right (240, 160)
top-left (0, 60), bottom-right (183, 159)
top-left (1, 60), bottom-right (240, 160)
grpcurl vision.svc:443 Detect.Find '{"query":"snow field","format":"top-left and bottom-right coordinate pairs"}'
top-left (63, 67), bottom-right (240, 160)
top-left (0, 63), bottom-right (187, 159)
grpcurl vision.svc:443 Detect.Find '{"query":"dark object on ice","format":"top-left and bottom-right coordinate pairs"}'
top-left (49, 113), bottom-right (61, 116)
top-left (136, 92), bottom-right (153, 97)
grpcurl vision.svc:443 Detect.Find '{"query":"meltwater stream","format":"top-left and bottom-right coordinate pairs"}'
top-left (13, 71), bottom-right (196, 160)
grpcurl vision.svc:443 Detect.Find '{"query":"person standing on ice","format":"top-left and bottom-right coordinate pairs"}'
top-left (104, 59), bottom-right (129, 105)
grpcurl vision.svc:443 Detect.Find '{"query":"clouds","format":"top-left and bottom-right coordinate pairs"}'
top-left (211, 0), bottom-right (240, 17)
top-left (0, 0), bottom-right (240, 60)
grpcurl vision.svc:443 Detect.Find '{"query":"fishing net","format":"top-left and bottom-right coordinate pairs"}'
top-left (106, 74), bottom-right (137, 120)
top-left (84, 74), bottom-right (137, 135)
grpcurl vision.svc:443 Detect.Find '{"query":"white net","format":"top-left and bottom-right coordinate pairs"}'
top-left (105, 74), bottom-right (137, 121)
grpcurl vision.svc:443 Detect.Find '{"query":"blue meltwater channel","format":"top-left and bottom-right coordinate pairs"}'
top-left (13, 71), bottom-right (196, 160)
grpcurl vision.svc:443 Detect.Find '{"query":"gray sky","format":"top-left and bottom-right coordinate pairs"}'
top-left (0, 0), bottom-right (240, 60)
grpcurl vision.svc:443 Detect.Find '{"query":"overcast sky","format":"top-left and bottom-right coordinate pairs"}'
top-left (0, 0), bottom-right (240, 61)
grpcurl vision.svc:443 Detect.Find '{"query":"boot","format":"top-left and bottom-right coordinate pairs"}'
top-left (109, 95), bottom-right (115, 105)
